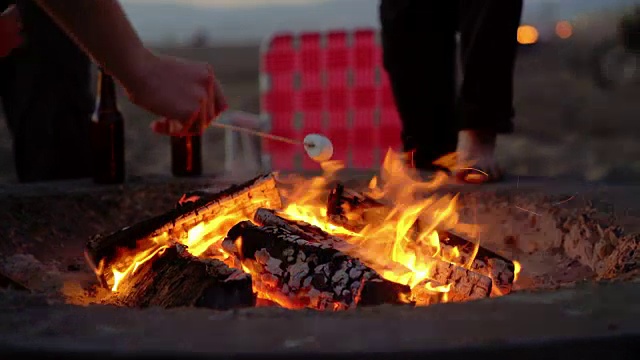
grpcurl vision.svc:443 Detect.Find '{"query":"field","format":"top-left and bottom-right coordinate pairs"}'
top-left (1, 27), bottom-right (639, 183)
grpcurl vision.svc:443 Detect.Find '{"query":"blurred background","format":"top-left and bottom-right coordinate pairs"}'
top-left (0, 0), bottom-right (639, 183)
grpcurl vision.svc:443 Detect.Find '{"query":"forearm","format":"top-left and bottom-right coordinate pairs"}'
top-left (34, 0), bottom-right (150, 84)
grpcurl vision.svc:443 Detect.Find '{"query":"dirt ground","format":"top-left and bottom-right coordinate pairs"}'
top-left (0, 174), bottom-right (638, 307)
top-left (0, 34), bottom-right (639, 183)
top-left (0, 177), bottom-right (639, 357)
top-left (1, 281), bottom-right (639, 358)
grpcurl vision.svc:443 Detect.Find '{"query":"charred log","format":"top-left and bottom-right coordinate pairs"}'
top-left (437, 230), bottom-right (515, 295)
top-left (327, 183), bottom-right (389, 231)
top-left (86, 174), bottom-right (282, 286)
top-left (222, 221), bottom-right (412, 310)
top-left (113, 243), bottom-right (255, 310)
top-left (254, 208), bottom-right (492, 302)
top-left (378, 257), bottom-right (493, 302)
top-left (327, 184), bottom-right (514, 295)
top-left (428, 259), bottom-right (493, 301)
top-left (254, 208), bottom-right (351, 250)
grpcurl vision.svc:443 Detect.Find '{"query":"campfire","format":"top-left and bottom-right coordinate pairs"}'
top-left (85, 150), bottom-right (521, 311)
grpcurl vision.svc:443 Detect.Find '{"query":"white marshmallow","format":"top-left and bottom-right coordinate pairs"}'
top-left (303, 134), bottom-right (334, 162)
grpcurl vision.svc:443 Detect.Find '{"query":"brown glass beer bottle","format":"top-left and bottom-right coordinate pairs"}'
top-left (171, 134), bottom-right (203, 177)
top-left (91, 68), bottom-right (125, 184)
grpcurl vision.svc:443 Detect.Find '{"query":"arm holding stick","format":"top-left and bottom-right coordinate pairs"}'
top-left (34, 0), bottom-right (226, 129)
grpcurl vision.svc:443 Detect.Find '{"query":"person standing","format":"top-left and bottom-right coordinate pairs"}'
top-left (33, 0), bottom-right (226, 135)
top-left (0, 0), bottom-right (93, 182)
top-left (379, 0), bottom-right (523, 183)
top-left (1, 0), bottom-right (226, 182)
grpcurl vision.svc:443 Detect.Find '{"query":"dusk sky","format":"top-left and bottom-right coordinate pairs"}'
top-left (118, 0), bottom-right (378, 42)
top-left (121, 0), bottom-right (330, 8)
top-left (117, 0), bottom-right (627, 43)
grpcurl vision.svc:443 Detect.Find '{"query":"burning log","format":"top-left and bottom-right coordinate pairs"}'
top-left (253, 208), bottom-right (351, 250)
top-left (222, 220), bottom-right (412, 310)
top-left (327, 183), bottom-right (515, 295)
top-left (437, 230), bottom-right (516, 295)
top-left (327, 183), bottom-right (388, 231)
top-left (425, 260), bottom-right (492, 301)
top-left (113, 243), bottom-right (255, 310)
top-left (252, 208), bottom-right (492, 303)
top-left (86, 174), bottom-right (282, 285)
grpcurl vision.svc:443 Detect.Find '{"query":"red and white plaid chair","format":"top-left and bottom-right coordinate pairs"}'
top-left (257, 27), bottom-right (403, 172)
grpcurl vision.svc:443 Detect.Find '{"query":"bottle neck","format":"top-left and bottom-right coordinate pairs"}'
top-left (95, 68), bottom-right (119, 112)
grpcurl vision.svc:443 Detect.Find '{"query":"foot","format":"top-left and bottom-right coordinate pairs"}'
top-left (454, 130), bottom-right (503, 184)
top-left (403, 150), bottom-right (451, 175)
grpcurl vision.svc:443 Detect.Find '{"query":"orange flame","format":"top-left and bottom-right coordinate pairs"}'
top-left (513, 260), bottom-right (522, 282)
top-left (99, 149), bottom-right (520, 307)
top-left (276, 151), bottom-right (460, 302)
top-left (279, 150), bottom-right (460, 302)
top-left (104, 200), bottom-right (262, 293)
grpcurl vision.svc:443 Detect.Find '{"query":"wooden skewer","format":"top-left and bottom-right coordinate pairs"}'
top-left (211, 122), bottom-right (320, 149)
top-left (155, 116), bottom-right (313, 146)
top-left (210, 122), bottom-right (302, 145)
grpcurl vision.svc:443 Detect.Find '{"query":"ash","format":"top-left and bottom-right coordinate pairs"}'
top-left (0, 253), bottom-right (110, 306)
top-left (1, 254), bottom-right (63, 293)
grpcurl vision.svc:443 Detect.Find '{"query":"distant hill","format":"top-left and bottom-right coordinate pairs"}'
top-left (121, 0), bottom-right (638, 45)
top-left (122, 0), bottom-right (378, 44)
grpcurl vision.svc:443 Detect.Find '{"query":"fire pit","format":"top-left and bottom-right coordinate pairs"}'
top-left (1, 151), bottom-right (640, 358)
top-left (78, 151), bottom-right (637, 312)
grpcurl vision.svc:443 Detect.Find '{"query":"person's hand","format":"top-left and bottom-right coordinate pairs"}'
top-left (0, 5), bottom-right (23, 58)
top-left (121, 53), bottom-right (228, 136)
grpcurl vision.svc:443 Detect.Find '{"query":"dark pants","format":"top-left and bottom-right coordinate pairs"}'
top-left (380, 0), bottom-right (523, 168)
top-left (0, 1), bottom-right (93, 183)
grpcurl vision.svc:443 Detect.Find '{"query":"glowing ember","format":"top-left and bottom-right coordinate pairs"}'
top-left (274, 150), bottom-right (463, 302)
top-left (513, 260), bottom-right (522, 282)
top-left (96, 149), bottom-right (520, 308)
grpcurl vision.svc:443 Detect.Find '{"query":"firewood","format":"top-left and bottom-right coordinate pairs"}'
top-left (112, 243), bottom-right (255, 310)
top-left (377, 256), bottom-right (493, 302)
top-left (327, 183), bottom-right (514, 295)
top-left (222, 221), bottom-right (413, 310)
top-left (253, 208), bottom-right (352, 251)
top-left (428, 259), bottom-right (493, 301)
top-left (326, 183), bottom-right (389, 231)
top-left (86, 174), bottom-right (282, 286)
top-left (254, 208), bottom-right (492, 302)
top-left (436, 230), bottom-right (515, 295)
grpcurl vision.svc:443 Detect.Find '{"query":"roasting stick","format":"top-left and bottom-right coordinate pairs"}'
top-left (210, 121), bottom-right (334, 162)
top-left (210, 122), bottom-right (301, 145)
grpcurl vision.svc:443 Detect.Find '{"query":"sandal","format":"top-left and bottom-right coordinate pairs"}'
top-left (454, 166), bottom-right (504, 184)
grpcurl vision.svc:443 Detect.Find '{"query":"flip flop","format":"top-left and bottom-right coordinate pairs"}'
top-left (454, 166), bottom-right (504, 184)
